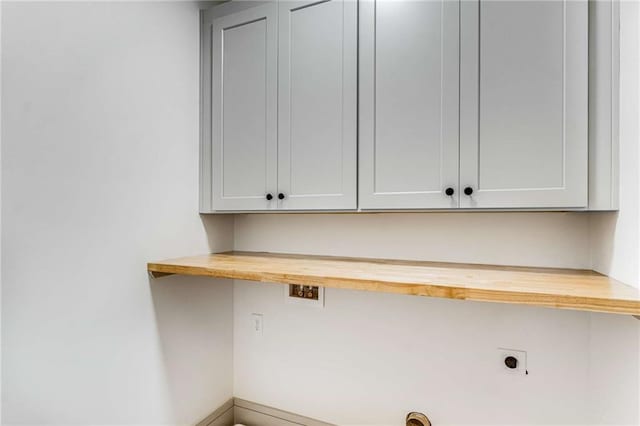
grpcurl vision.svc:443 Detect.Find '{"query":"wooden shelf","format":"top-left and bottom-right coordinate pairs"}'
top-left (148, 252), bottom-right (640, 316)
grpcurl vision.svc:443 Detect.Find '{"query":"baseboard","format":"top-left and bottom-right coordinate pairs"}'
top-left (234, 398), bottom-right (334, 426)
top-left (196, 398), bottom-right (234, 426)
top-left (197, 397), bottom-right (334, 426)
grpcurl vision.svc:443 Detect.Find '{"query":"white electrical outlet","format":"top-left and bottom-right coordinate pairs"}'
top-left (498, 348), bottom-right (527, 376)
top-left (251, 313), bottom-right (263, 336)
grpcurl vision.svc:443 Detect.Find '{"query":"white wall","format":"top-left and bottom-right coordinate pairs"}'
top-left (589, 0), bottom-right (640, 288)
top-left (1, 2), bottom-right (233, 424)
top-left (235, 280), bottom-right (592, 426)
top-left (233, 211), bottom-right (640, 425)
top-left (587, 313), bottom-right (640, 426)
top-left (587, 1), bottom-right (640, 424)
top-left (0, 1), bottom-right (4, 422)
top-left (232, 213), bottom-right (595, 425)
top-left (2, 1), bottom-right (638, 425)
top-left (235, 212), bottom-right (590, 268)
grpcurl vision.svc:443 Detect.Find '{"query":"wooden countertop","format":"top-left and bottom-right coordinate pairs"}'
top-left (147, 251), bottom-right (640, 316)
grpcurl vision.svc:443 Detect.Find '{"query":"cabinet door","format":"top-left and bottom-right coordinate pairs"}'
top-left (277, 0), bottom-right (357, 210)
top-left (359, 0), bottom-right (460, 210)
top-left (459, 0), bottom-right (588, 209)
top-left (210, 3), bottom-right (278, 211)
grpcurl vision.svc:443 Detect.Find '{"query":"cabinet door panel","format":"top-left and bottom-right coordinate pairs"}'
top-left (278, 0), bottom-right (357, 210)
top-left (211, 3), bottom-right (278, 211)
top-left (359, 0), bottom-right (460, 210)
top-left (460, 0), bottom-right (588, 208)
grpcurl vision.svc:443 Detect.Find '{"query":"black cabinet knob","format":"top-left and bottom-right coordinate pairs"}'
top-left (464, 187), bottom-right (473, 196)
top-left (278, 193), bottom-right (285, 200)
top-left (266, 193), bottom-right (273, 201)
top-left (444, 187), bottom-right (454, 196)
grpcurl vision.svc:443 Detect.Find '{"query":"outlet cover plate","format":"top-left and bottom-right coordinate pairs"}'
top-left (251, 313), bottom-right (263, 336)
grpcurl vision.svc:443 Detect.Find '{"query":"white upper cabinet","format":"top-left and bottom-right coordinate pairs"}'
top-left (202, 0), bottom-right (356, 212)
top-left (207, 2), bottom-right (278, 211)
top-left (277, 0), bottom-right (357, 210)
top-left (201, 0), bottom-right (616, 213)
top-left (459, 0), bottom-right (589, 209)
top-left (359, 0), bottom-right (460, 210)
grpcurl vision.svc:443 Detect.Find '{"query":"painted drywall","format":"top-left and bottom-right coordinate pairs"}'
top-left (232, 213), bottom-right (595, 425)
top-left (0, 2), bottom-right (4, 422)
top-left (587, 313), bottom-right (640, 426)
top-left (235, 279), bottom-right (591, 426)
top-left (589, 0), bottom-right (640, 288)
top-left (1, 2), bottom-right (233, 424)
top-left (586, 1), bottom-right (640, 424)
top-left (233, 212), bottom-right (639, 425)
top-left (1, 1), bottom-right (637, 425)
top-left (234, 212), bottom-right (590, 269)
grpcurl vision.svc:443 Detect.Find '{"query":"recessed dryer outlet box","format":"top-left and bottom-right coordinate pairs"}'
top-left (284, 284), bottom-right (325, 308)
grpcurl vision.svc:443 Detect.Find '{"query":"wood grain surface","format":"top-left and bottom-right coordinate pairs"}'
top-left (148, 252), bottom-right (640, 315)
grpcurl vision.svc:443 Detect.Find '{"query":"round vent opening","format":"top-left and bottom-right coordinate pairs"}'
top-left (406, 412), bottom-right (431, 426)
